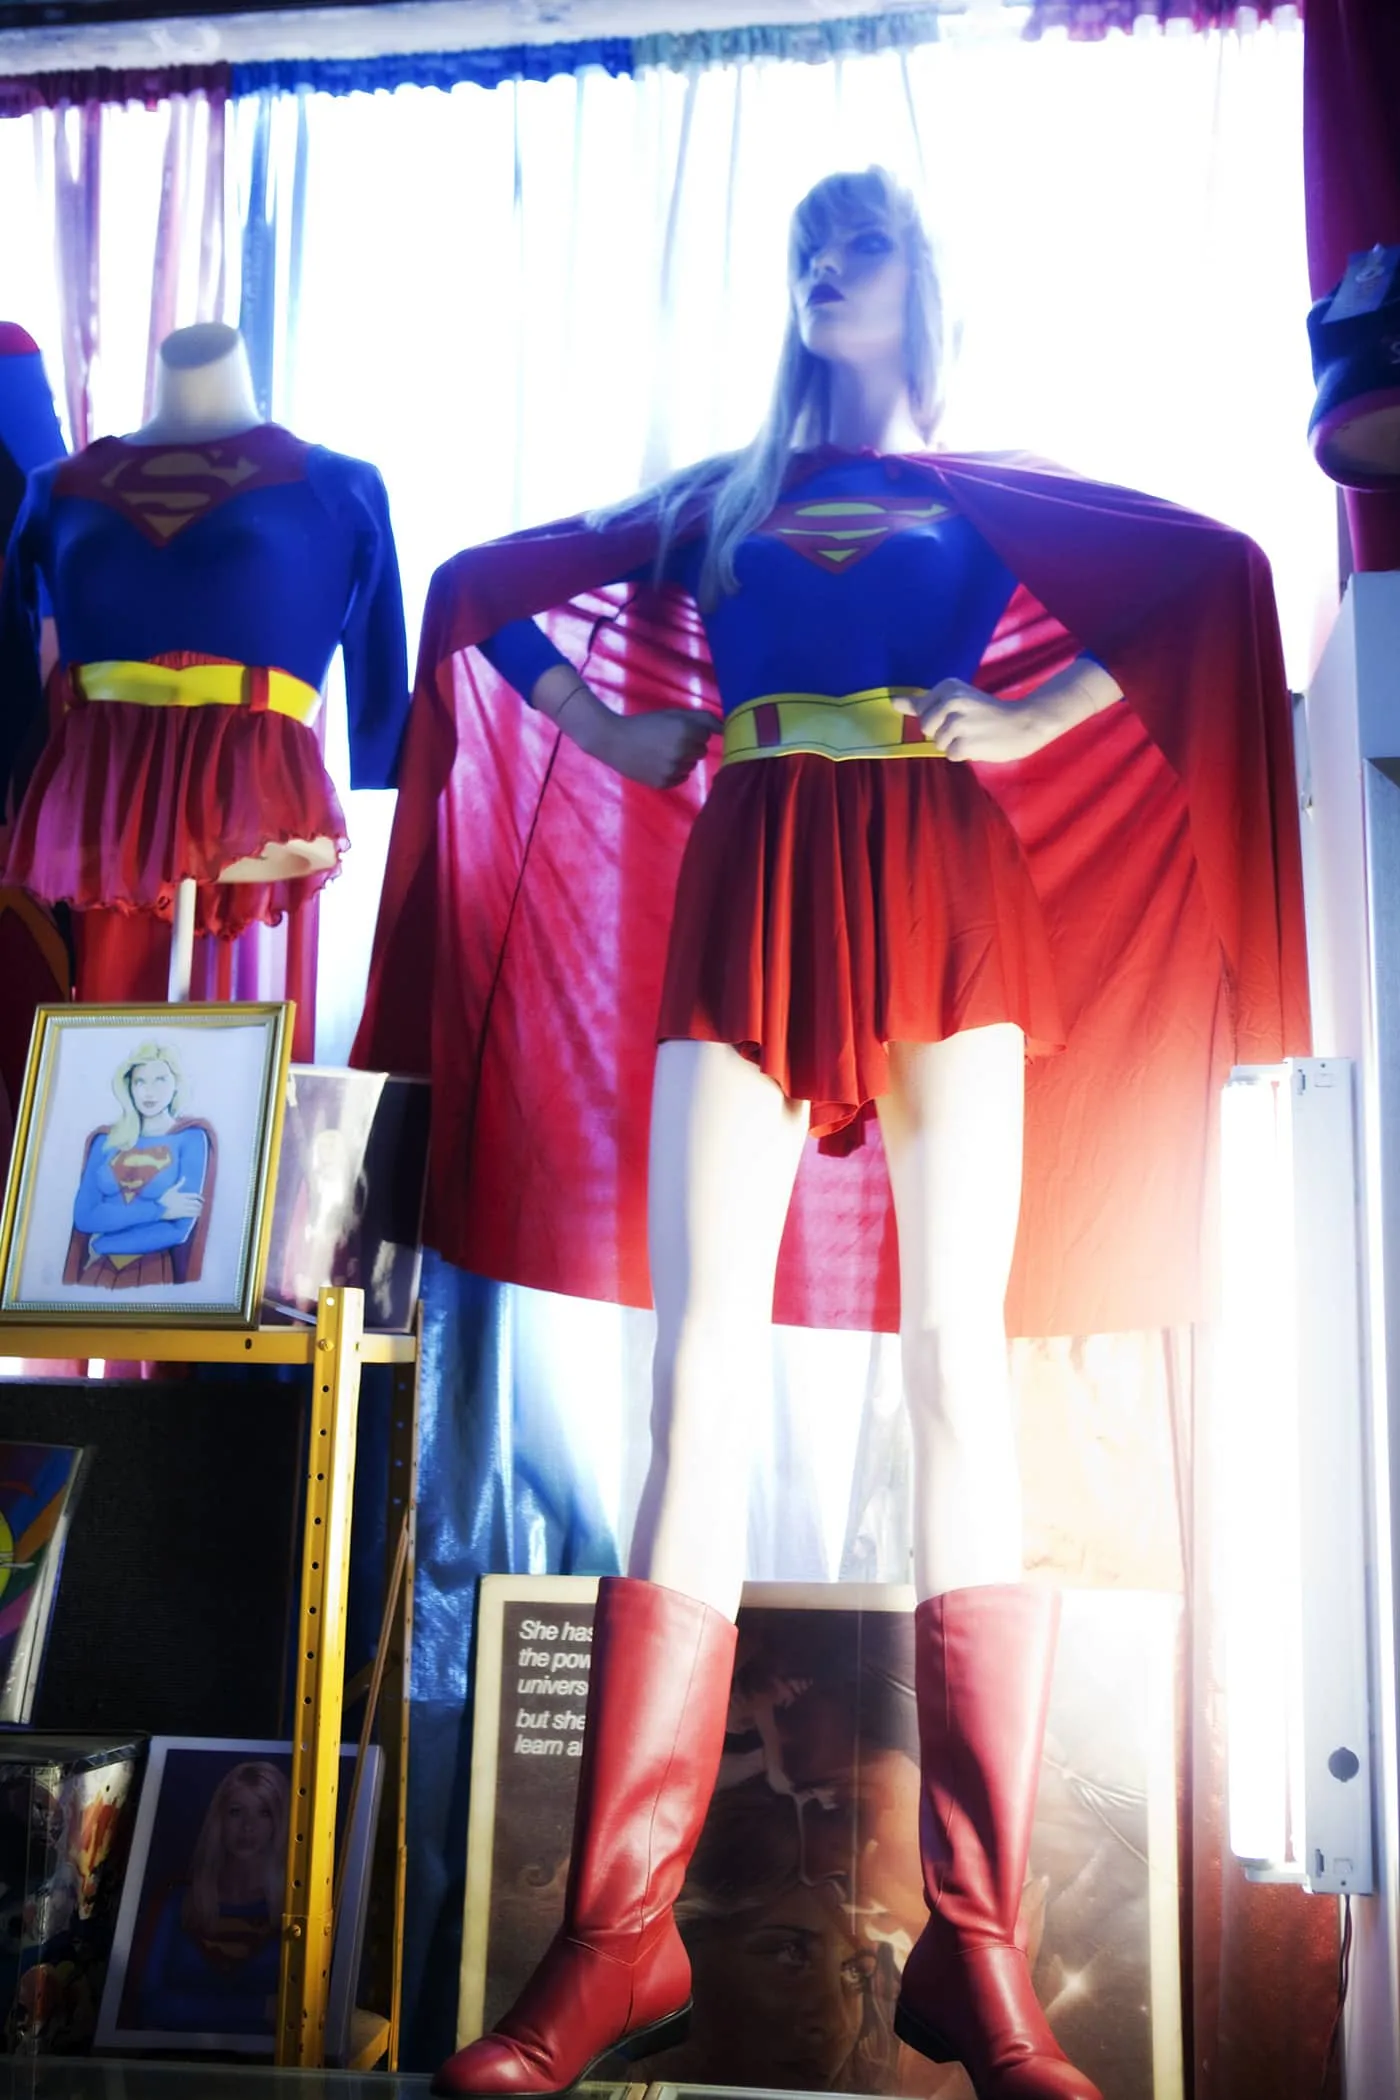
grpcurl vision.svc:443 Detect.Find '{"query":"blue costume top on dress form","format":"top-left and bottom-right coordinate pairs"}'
top-left (0, 422), bottom-right (408, 803)
top-left (479, 453), bottom-right (1020, 708)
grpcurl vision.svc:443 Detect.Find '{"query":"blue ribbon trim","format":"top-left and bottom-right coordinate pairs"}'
top-left (0, 10), bottom-right (950, 112)
top-left (229, 36), bottom-right (635, 100)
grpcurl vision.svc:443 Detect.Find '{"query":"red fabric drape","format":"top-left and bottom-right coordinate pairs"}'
top-left (67, 910), bottom-right (316, 1061)
top-left (0, 66), bottom-right (231, 118)
top-left (1304, 0), bottom-right (1400, 569)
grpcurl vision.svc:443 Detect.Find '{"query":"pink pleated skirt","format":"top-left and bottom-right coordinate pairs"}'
top-left (657, 752), bottom-right (1063, 1140)
top-left (5, 673), bottom-right (347, 938)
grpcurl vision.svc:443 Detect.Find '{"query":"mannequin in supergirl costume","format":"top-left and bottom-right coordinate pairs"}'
top-left (364, 172), bottom-right (1308, 2100)
top-left (0, 324), bottom-right (408, 942)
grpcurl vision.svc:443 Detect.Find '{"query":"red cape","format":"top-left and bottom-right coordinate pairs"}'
top-left (354, 452), bottom-right (1309, 1338)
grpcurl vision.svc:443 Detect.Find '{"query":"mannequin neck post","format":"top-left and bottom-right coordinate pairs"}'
top-left (131, 324), bottom-right (262, 445)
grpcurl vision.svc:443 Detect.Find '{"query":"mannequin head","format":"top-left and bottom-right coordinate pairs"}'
top-left (159, 322), bottom-right (244, 376)
top-left (670, 166), bottom-right (944, 603)
top-left (132, 324), bottom-right (261, 445)
top-left (784, 168), bottom-right (943, 439)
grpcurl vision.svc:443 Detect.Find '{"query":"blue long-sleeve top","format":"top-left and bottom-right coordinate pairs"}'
top-left (479, 453), bottom-right (1021, 710)
top-left (73, 1122), bottom-right (209, 1258)
top-left (0, 421), bottom-right (409, 804)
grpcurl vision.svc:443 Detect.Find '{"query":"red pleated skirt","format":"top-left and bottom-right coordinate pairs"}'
top-left (657, 753), bottom-right (1063, 1140)
top-left (5, 698), bottom-right (348, 938)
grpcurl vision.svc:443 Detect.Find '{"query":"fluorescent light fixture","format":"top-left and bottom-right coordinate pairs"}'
top-left (1220, 1060), bottom-right (1373, 1893)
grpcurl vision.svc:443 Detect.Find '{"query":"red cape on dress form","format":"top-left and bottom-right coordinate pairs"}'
top-left (353, 451), bottom-right (1310, 1339)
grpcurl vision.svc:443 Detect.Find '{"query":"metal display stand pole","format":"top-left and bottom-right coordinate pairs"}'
top-left (167, 877), bottom-right (197, 1002)
top-left (0, 1285), bottom-right (420, 2070)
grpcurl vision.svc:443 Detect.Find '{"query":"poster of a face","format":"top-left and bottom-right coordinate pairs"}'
top-left (0, 1005), bottom-right (291, 1325)
top-left (463, 1580), bottom-right (1183, 2100)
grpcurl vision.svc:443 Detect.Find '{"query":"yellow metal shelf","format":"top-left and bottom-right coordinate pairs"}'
top-left (345, 2008), bottom-right (393, 2072)
top-left (1, 1320), bottom-right (417, 1364)
top-left (1, 1285), bottom-right (419, 2073)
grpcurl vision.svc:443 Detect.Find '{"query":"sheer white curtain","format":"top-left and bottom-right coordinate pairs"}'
top-left (0, 94), bottom-right (236, 443)
top-left (0, 16), bottom-right (1321, 1580)
top-left (276, 20), bottom-right (1322, 1068)
top-left (280, 20), bottom-right (1315, 1587)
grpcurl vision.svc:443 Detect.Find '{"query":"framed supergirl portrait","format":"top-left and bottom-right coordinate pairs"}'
top-left (0, 1004), bottom-right (293, 1327)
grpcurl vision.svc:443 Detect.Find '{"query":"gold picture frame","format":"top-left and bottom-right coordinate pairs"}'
top-left (0, 1002), bottom-right (293, 1327)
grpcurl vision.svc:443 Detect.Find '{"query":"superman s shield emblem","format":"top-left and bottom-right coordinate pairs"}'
top-left (760, 493), bottom-right (950, 573)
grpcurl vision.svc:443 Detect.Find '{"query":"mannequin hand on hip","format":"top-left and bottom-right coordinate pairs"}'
top-left (898, 654), bottom-right (1122, 762)
top-left (603, 706), bottom-right (717, 789)
top-left (532, 661), bottom-right (716, 788)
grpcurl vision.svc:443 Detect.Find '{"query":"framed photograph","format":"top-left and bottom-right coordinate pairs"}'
top-left (95, 1735), bottom-right (382, 2063)
top-left (261, 1067), bottom-right (429, 1331)
top-left (462, 1578), bottom-right (1184, 2100)
top-left (0, 1003), bottom-right (292, 1327)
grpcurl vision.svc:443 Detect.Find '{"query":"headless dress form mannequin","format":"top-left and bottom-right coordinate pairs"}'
top-left (131, 325), bottom-right (336, 995)
top-left (3, 320), bottom-right (408, 1016)
top-left (129, 325), bottom-right (338, 898)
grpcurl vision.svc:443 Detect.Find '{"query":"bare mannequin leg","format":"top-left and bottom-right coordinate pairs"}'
top-left (876, 1025), bottom-right (1026, 1601)
top-left (631, 1038), bottom-right (811, 1619)
top-left (883, 1035), bottom-right (1101, 2097)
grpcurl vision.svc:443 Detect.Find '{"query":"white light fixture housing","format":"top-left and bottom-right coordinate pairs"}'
top-left (1220, 1058), bottom-right (1374, 1893)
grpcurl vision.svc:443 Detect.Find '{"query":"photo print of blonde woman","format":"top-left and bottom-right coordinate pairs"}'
top-left (96, 1736), bottom-right (380, 2061)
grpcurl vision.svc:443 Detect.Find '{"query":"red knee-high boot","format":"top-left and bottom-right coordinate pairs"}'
top-left (895, 1585), bottom-right (1103, 2100)
top-left (432, 1576), bottom-right (736, 2097)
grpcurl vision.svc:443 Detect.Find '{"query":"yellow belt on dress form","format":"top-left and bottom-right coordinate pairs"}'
top-left (721, 686), bottom-right (944, 764)
top-left (70, 659), bottom-right (322, 725)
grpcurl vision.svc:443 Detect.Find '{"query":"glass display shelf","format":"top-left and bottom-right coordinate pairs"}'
top-left (0, 2072), bottom-right (651, 2100)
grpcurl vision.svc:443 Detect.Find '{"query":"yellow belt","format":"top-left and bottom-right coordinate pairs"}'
top-left (721, 686), bottom-right (943, 764)
top-left (71, 659), bottom-right (321, 726)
